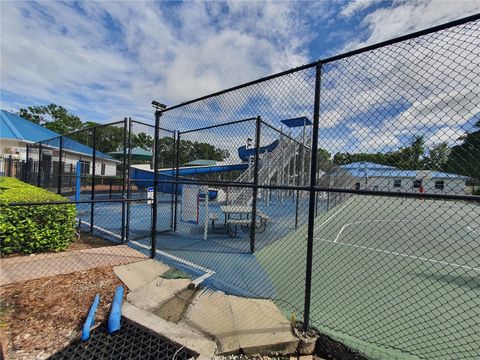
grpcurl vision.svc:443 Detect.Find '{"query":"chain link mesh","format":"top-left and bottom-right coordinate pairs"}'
top-left (2, 17), bottom-right (479, 359)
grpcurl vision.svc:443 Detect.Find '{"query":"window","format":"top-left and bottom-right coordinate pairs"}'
top-left (355, 182), bottom-right (361, 190)
top-left (101, 163), bottom-right (106, 176)
top-left (435, 180), bottom-right (445, 190)
top-left (80, 160), bottom-right (90, 175)
top-left (393, 179), bottom-right (402, 188)
top-left (413, 179), bottom-right (422, 188)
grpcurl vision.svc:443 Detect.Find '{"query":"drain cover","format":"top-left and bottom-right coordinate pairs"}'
top-left (49, 318), bottom-right (197, 359)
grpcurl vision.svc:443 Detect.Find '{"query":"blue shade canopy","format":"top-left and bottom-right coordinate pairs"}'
top-left (280, 116), bottom-right (312, 128)
top-left (109, 147), bottom-right (152, 160)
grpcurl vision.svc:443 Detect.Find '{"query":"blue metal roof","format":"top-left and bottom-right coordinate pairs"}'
top-left (1, 109), bottom-right (113, 160)
top-left (280, 116), bottom-right (312, 128)
top-left (341, 162), bottom-right (397, 170)
top-left (339, 162), bottom-right (467, 179)
top-left (1, 109), bottom-right (59, 142)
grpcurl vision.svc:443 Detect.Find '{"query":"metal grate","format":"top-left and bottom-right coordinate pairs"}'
top-left (48, 318), bottom-right (197, 360)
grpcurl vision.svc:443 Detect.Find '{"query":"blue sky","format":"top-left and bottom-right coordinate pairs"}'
top-left (1, 1), bottom-right (479, 155)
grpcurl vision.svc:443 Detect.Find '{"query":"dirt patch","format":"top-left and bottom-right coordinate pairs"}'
top-left (153, 287), bottom-right (198, 323)
top-left (0, 266), bottom-right (125, 360)
top-left (67, 231), bottom-right (112, 251)
top-left (315, 333), bottom-right (367, 360)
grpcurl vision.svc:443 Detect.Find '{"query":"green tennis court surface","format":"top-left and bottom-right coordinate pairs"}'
top-left (257, 195), bottom-right (480, 359)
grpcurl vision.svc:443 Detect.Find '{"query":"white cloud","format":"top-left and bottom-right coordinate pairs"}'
top-left (0, 1), bottom-right (312, 124)
top-left (344, 0), bottom-right (480, 50)
top-left (425, 127), bottom-right (465, 147)
top-left (341, 0), bottom-right (378, 18)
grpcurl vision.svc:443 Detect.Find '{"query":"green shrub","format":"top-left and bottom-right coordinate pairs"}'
top-left (0, 177), bottom-right (77, 255)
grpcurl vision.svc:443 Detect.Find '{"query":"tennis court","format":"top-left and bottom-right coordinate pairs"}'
top-left (257, 195), bottom-right (480, 359)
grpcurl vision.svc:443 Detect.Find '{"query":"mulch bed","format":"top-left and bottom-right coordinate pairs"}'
top-left (0, 266), bottom-right (125, 360)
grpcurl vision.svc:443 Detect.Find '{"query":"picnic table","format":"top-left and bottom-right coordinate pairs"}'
top-left (218, 205), bottom-right (271, 238)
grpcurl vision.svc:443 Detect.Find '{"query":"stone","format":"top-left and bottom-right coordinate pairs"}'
top-left (126, 277), bottom-right (191, 311)
top-left (113, 259), bottom-right (169, 291)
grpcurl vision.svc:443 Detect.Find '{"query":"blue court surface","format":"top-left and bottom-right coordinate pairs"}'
top-left (75, 191), bottom-right (315, 298)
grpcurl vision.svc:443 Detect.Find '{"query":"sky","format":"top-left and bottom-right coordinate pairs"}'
top-left (1, 0), bottom-right (479, 155)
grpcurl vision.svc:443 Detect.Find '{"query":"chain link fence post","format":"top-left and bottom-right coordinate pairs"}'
top-left (250, 116), bottom-right (261, 254)
top-left (304, 62), bottom-right (322, 330)
top-left (90, 127), bottom-right (96, 234)
top-left (57, 136), bottom-right (63, 194)
top-left (173, 131), bottom-right (180, 232)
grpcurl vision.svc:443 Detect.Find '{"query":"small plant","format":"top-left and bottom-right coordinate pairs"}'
top-left (0, 177), bottom-right (77, 255)
top-left (290, 313), bottom-right (297, 327)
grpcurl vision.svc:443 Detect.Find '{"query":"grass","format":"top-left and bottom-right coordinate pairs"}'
top-left (257, 195), bottom-right (480, 359)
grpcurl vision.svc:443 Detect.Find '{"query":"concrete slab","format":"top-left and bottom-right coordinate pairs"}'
top-left (113, 259), bottom-right (170, 291)
top-left (122, 302), bottom-right (216, 360)
top-left (182, 291), bottom-right (240, 354)
top-left (229, 296), bottom-right (298, 355)
top-left (182, 290), bottom-right (298, 355)
top-left (126, 277), bottom-right (191, 311)
top-left (0, 245), bottom-right (146, 286)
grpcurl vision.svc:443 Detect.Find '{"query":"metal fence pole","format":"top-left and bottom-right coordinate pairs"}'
top-left (90, 127), bottom-right (97, 234)
top-left (250, 116), bottom-right (261, 254)
top-left (7, 155), bottom-right (12, 177)
top-left (151, 111), bottom-right (161, 258)
top-left (57, 136), bottom-right (64, 194)
top-left (126, 117), bottom-right (132, 242)
top-left (24, 144), bottom-right (30, 182)
top-left (173, 131), bottom-right (180, 232)
top-left (170, 131), bottom-right (176, 230)
top-left (121, 118), bottom-right (128, 243)
top-left (303, 63), bottom-right (322, 330)
top-left (37, 142), bottom-right (42, 187)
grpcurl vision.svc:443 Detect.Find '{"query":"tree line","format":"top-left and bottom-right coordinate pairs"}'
top-left (17, 104), bottom-right (479, 181)
top-left (18, 104), bottom-right (229, 165)
top-left (318, 120), bottom-right (479, 183)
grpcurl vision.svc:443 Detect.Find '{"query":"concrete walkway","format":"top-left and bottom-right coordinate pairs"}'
top-left (0, 245), bottom-right (146, 286)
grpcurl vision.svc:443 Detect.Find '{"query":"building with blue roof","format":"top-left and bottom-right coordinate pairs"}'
top-left (334, 161), bottom-right (468, 195)
top-left (1, 109), bottom-right (118, 178)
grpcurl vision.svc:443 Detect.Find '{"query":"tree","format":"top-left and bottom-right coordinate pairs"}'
top-left (317, 148), bottom-right (332, 171)
top-left (132, 132), bottom-right (154, 150)
top-left (332, 136), bottom-right (425, 170)
top-left (18, 104), bottom-right (83, 134)
top-left (445, 120), bottom-right (480, 181)
top-left (422, 143), bottom-right (451, 171)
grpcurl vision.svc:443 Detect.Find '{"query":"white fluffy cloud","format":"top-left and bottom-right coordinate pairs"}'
top-left (0, 1), bottom-right (311, 122)
top-left (1, 0), bottom-right (479, 156)
top-left (343, 0), bottom-right (480, 50)
top-left (340, 0), bottom-right (378, 18)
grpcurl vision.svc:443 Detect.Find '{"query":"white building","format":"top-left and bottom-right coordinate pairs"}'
top-left (1, 109), bottom-right (118, 179)
top-left (335, 162), bottom-right (468, 195)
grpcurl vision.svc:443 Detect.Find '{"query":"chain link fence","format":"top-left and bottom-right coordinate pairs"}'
top-left (1, 16), bottom-right (479, 359)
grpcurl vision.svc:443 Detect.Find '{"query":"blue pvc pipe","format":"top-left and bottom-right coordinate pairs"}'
top-left (108, 286), bottom-right (124, 334)
top-left (75, 161), bottom-right (81, 202)
top-left (81, 294), bottom-right (100, 341)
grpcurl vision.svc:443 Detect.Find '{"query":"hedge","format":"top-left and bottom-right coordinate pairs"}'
top-left (0, 177), bottom-right (77, 255)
